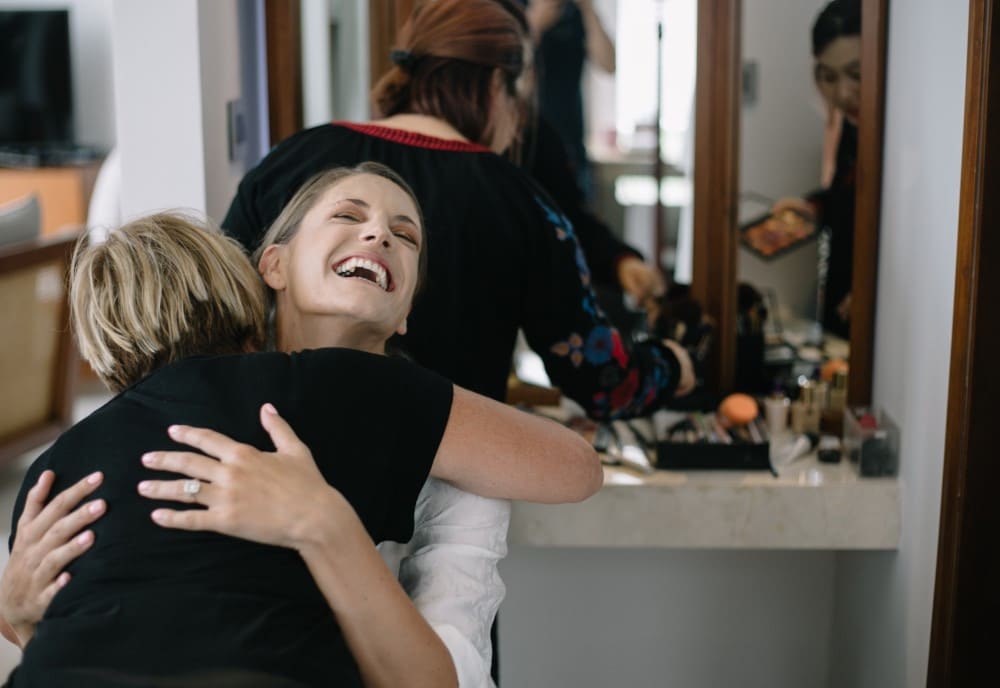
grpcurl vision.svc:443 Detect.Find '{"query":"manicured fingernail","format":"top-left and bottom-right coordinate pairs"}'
top-left (151, 510), bottom-right (166, 523)
top-left (137, 481), bottom-right (151, 494)
top-left (167, 425), bottom-right (181, 438)
top-left (77, 531), bottom-right (93, 545)
top-left (58, 573), bottom-right (70, 587)
top-left (87, 471), bottom-right (103, 485)
top-left (262, 403), bottom-right (277, 415)
top-left (88, 500), bottom-right (105, 514)
top-left (141, 453), bottom-right (155, 466)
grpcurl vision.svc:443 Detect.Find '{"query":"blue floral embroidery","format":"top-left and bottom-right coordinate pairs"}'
top-left (584, 327), bottom-right (614, 365)
top-left (535, 195), bottom-right (574, 239)
top-left (550, 333), bottom-right (585, 368)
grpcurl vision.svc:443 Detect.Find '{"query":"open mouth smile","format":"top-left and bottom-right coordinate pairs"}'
top-left (332, 255), bottom-right (394, 292)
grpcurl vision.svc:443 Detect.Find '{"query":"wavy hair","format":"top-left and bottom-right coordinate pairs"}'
top-left (71, 213), bottom-right (266, 391)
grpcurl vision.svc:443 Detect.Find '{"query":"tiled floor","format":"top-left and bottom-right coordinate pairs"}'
top-left (0, 381), bottom-right (112, 677)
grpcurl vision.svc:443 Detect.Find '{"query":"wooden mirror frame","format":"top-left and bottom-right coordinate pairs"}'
top-left (691, 0), bottom-right (889, 405)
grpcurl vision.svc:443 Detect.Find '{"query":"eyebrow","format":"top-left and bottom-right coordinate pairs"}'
top-left (816, 59), bottom-right (861, 72)
top-left (337, 197), bottom-right (419, 229)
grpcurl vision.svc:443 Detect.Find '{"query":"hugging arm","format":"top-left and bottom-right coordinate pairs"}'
top-left (0, 471), bottom-right (107, 649)
top-left (429, 385), bottom-right (603, 504)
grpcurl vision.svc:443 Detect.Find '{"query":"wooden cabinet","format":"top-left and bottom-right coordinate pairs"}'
top-left (0, 163), bottom-right (101, 236)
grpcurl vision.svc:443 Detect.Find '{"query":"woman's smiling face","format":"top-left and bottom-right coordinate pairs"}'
top-left (814, 35), bottom-right (861, 124)
top-left (263, 173), bottom-right (423, 347)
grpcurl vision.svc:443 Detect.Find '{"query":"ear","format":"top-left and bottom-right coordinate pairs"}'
top-left (258, 245), bottom-right (288, 291)
top-left (488, 68), bottom-right (507, 107)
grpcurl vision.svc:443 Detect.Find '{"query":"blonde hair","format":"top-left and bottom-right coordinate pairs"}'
top-left (70, 212), bottom-right (267, 391)
top-left (253, 162), bottom-right (428, 296)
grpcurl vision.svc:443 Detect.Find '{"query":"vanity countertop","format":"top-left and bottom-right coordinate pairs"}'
top-left (508, 455), bottom-right (900, 550)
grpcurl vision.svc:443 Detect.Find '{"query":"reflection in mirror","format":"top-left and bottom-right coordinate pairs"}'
top-left (735, 0), bottom-right (860, 395)
top-left (595, 0), bottom-right (697, 283)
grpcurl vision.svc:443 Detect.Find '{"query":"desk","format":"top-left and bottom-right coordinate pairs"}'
top-left (510, 454), bottom-right (899, 550)
top-left (0, 164), bottom-right (100, 236)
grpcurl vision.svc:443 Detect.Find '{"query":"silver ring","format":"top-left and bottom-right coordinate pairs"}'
top-left (182, 479), bottom-right (202, 498)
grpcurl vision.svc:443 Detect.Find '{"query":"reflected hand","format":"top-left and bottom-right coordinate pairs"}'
top-left (138, 404), bottom-right (348, 552)
top-left (836, 292), bottom-right (852, 323)
top-left (771, 197), bottom-right (818, 222)
top-left (662, 340), bottom-right (696, 397)
top-left (616, 256), bottom-right (666, 307)
top-left (0, 470), bottom-right (106, 648)
top-left (525, 0), bottom-right (564, 39)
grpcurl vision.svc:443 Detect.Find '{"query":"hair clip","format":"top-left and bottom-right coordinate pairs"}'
top-left (390, 49), bottom-right (416, 71)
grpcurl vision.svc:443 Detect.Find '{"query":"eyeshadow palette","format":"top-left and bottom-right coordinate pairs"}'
top-left (739, 209), bottom-right (817, 259)
top-left (655, 412), bottom-right (773, 473)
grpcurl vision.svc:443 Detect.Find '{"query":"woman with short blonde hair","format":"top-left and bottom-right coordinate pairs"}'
top-left (70, 212), bottom-right (267, 392)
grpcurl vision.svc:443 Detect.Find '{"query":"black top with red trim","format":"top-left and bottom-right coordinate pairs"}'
top-left (223, 122), bottom-right (681, 418)
top-left (521, 116), bottom-right (643, 286)
top-left (7, 348), bottom-right (453, 687)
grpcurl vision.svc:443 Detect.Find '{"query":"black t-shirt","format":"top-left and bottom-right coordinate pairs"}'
top-left (223, 122), bottom-right (681, 420)
top-left (8, 348), bottom-right (453, 687)
top-left (810, 121), bottom-right (857, 338)
top-left (533, 2), bottom-right (587, 176)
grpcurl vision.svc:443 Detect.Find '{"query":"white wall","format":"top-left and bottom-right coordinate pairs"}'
top-left (827, 1), bottom-right (969, 686)
top-left (198, 0), bottom-right (244, 220)
top-left (0, 0), bottom-right (116, 149)
top-left (500, 548), bottom-right (836, 687)
top-left (112, 0), bottom-right (246, 222)
top-left (300, 0), bottom-right (371, 128)
top-left (737, 0), bottom-right (828, 320)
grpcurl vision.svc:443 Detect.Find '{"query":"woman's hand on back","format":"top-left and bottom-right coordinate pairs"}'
top-left (0, 470), bottom-right (106, 648)
top-left (138, 404), bottom-right (355, 553)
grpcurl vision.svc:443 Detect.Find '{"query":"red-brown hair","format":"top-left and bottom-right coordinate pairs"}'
top-left (371, 0), bottom-right (528, 146)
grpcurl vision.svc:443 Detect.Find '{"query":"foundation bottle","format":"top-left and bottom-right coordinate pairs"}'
top-left (802, 384), bottom-right (821, 434)
top-left (822, 369), bottom-right (849, 435)
top-left (829, 370), bottom-right (848, 413)
top-left (790, 382), bottom-right (814, 434)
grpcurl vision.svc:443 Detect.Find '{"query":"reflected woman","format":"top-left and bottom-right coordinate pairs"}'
top-left (773, 0), bottom-right (860, 338)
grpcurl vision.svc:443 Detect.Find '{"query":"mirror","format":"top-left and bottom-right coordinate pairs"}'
top-left (692, 0), bottom-right (886, 405)
top-left (272, 0), bottom-right (886, 405)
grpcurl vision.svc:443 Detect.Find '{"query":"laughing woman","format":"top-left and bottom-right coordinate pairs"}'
top-left (2, 164), bottom-right (600, 688)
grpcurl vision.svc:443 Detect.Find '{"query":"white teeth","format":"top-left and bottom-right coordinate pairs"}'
top-left (334, 256), bottom-right (390, 291)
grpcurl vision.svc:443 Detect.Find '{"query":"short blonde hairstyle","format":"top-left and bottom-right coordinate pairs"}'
top-left (71, 212), bottom-right (267, 392)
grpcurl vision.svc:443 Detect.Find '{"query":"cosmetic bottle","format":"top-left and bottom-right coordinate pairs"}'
top-left (797, 382), bottom-right (821, 434)
top-left (829, 370), bottom-right (848, 413)
top-left (764, 392), bottom-right (790, 437)
top-left (790, 381), bottom-right (814, 434)
top-left (822, 370), bottom-right (848, 435)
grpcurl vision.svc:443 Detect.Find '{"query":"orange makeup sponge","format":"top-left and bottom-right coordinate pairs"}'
top-left (718, 393), bottom-right (759, 427)
top-left (820, 358), bottom-right (849, 382)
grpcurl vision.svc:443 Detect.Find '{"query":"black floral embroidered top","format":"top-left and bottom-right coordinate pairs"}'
top-left (222, 122), bottom-right (681, 419)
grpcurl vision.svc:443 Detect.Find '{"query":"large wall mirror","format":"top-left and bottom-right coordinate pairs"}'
top-left (692, 0), bottom-right (887, 405)
top-left (265, 0), bottom-right (885, 406)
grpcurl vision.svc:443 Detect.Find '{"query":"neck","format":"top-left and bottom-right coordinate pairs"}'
top-left (370, 113), bottom-right (470, 143)
top-left (275, 310), bottom-right (387, 356)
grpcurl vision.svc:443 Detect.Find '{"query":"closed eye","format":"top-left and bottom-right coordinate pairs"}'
top-left (333, 212), bottom-right (362, 222)
top-left (394, 231), bottom-right (419, 247)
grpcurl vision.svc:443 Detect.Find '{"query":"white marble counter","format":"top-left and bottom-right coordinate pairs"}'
top-left (509, 455), bottom-right (900, 550)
